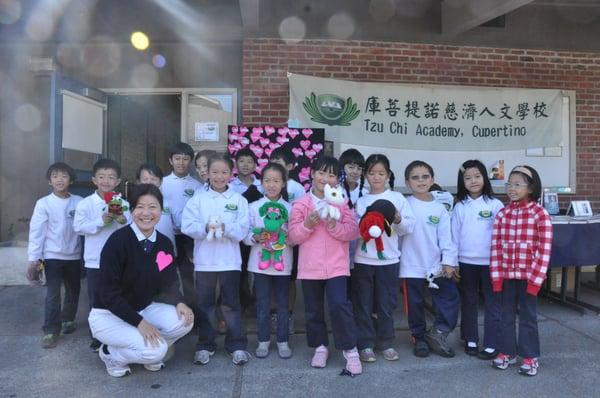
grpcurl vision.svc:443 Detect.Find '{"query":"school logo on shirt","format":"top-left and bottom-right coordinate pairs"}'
top-left (225, 203), bottom-right (238, 212)
top-left (163, 207), bottom-right (171, 215)
top-left (427, 215), bottom-right (440, 225)
top-left (184, 189), bottom-right (194, 197)
top-left (478, 210), bottom-right (493, 220)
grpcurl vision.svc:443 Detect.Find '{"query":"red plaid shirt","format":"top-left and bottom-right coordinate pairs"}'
top-left (490, 200), bottom-right (553, 296)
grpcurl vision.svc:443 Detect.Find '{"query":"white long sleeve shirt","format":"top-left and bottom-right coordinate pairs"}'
top-left (354, 189), bottom-right (415, 266)
top-left (243, 196), bottom-right (293, 276)
top-left (27, 193), bottom-right (83, 261)
top-left (451, 195), bottom-right (504, 266)
top-left (73, 192), bottom-right (131, 269)
top-left (156, 199), bottom-right (177, 255)
top-left (160, 173), bottom-right (202, 234)
top-left (229, 176), bottom-right (264, 195)
top-left (181, 186), bottom-right (249, 272)
top-left (287, 179), bottom-right (306, 203)
top-left (400, 195), bottom-right (457, 278)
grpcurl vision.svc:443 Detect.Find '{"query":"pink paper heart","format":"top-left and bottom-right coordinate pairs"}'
top-left (249, 144), bottom-right (264, 158)
top-left (260, 138), bottom-right (270, 148)
top-left (234, 142), bottom-right (242, 151)
top-left (264, 126), bottom-right (275, 135)
top-left (292, 147), bottom-right (303, 158)
top-left (252, 127), bottom-right (264, 135)
top-left (240, 126), bottom-right (249, 134)
top-left (227, 144), bottom-right (238, 155)
top-left (312, 143), bottom-right (323, 152)
top-left (250, 132), bottom-right (261, 143)
top-left (156, 251), bottom-right (173, 272)
top-left (288, 129), bottom-right (299, 139)
top-left (228, 133), bottom-right (239, 142)
top-left (298, 166), bottom-right (311, 182)
top-left (231, 126), bottom-right (239, 134)
top-left (269, 142), bottom-right (279, 150)
top-left (300, 140), bottom-right (311, 151)
top-left (278, 127), bottom-right (289, 136)
top-left (302, 128), bottom-right (313, 139)
top-left (240, 137), bottom-right (250, 146)
top-left (265, 147), bottom-right (274, 157)
top-left (305, 149), bottom-right (317, 159)
top-left (258, 158), bottom-right (269, 166)
top-left (276, 136), bottom-right (289, 145)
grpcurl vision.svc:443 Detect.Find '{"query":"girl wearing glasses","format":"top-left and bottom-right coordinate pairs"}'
top-left (490, 165), bottom-right (553, 377)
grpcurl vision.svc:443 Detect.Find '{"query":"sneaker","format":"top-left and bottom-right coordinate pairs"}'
top-left (270, 313), bottom-right (277, 334)
top-left (193, 349), bottom-right (215, 365)
top-left (288, 314), bottom-right (295, 335)
top-left (413, 338), bottom-right (430, 358)
top-left (255, 341), bottom-right (270, 358)
top-left (492, 353), bottom-right (517, 370)
top-left (519, 357), bottom-right (539, 376)
top-left (343, 348), bottom-right (363, 375)
top-left (311, 345), bottom-right (329, 368)
top-left (381, 347), bottom-right (400, 361)
top-left (144, 362), bottom-right (165, 372)
top-left (41, 333), bottom-right (58, 349)
top-left (464, 342), bottom-right (479, 356)
top-left (231, 350), bottom-right (250, 366)
top-left (425, 328), bottom-right (455, 358)
top-left (277, 342), bottom-right (293, 359)
top-left (61, 321), bottom-right (77, 334)
top-left (359, 348), bottom-right (377, 362)
top-left (477, 348), bottom-right (498, 360)
top-left (99, 345), bottom-right (131, 377)
top-left (89, 338), bottom-right (102, 353)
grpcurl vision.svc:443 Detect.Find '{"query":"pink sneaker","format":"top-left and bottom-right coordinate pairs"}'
top-left (343, 348), bottom-right (363, 375)
top-left (272, 261), bottom-right (284, 272)
top-left (258, 259), bottom-right (270, 270)
top-left (311, 345), bottom-right (328, 368)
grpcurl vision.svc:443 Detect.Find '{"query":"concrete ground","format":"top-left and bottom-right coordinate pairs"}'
top-left (2, 280), bottom-right (600, 398)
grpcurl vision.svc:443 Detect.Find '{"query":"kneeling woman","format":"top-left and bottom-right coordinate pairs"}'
top-left (89, 184), bottom-right (194, 377)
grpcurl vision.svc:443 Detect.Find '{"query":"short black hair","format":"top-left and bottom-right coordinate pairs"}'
top-left (270, 146), bottom-right (295, 166)
top-left (194, 149), bottom-right (217, 164)
top-left (129, 183), bottom-right (163, 210)
top-left (136, 163), bottom-right (164, 181)
top-left (312, 155), bottom-right (340, 176)
top-left (207, 152), bottom-right (235, 171)
top-left (339, 148), bottom-right (365, 168)
top-left (456, 159), bottom-right (495, 202)
top-left (46, 162), bottom-right (76, 182)
top-left (169, 142), bottom-right (194, 159)
top-left (93, 158), bottom-right (121, 178)
top-left (404, 160), bottom-right (434, 181)
top-left (235, 148), bottom-right (257, 164)
top-left (509, 165), bottom-right (542, 202)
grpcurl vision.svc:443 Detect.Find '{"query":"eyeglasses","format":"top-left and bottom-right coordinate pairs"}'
top-left (505, 183), bottom-right (529, 189)
top-left (409, 174), bottom-right (431, 181)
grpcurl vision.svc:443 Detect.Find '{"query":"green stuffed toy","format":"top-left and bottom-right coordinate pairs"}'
top-left (252, 201), bottom-right (288, 272)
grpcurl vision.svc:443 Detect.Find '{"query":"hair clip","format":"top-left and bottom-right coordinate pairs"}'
top-left (511, 166), bottom-right (533, 178)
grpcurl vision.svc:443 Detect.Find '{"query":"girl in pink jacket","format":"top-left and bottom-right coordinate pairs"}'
top-left (288, 156), bottom-right (362, 375)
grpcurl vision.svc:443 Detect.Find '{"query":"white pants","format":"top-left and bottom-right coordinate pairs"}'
top-left (88, 302), bottom-right (193, 365)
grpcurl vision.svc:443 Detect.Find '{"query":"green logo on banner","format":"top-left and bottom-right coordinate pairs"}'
top-left (303, 92), bottom-right (360, 126)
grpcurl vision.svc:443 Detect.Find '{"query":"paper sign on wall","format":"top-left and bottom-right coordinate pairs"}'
top-left (195, 122), bottom-right (219, 142)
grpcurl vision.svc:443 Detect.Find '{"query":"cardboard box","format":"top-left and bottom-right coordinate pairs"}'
top-left (549, 267), bottom-right (576, 293)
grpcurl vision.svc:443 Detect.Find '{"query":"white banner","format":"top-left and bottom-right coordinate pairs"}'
top-left (288, 73), bottom-right (565, 151)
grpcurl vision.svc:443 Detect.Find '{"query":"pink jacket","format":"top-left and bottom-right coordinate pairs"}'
top-left (288, 194), bottom-right (358, 280)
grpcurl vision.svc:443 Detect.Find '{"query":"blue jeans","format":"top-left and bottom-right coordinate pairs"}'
top-left (195, 271), bottom-right (247, 353)
top-left (498, 279), bottom-right (540, 358)
top-left (459, 263), bottom-right (501, 348)
top-left (302, 276), bottom-right (357, 350)
top-left (43, 259), bottom-right (81, 334)
top-left (352, 262), bottom-right (399, 350)
top-left (405, 277), bottom-right (459, 339)
top-left (254, 272), bottom-right (290, 342)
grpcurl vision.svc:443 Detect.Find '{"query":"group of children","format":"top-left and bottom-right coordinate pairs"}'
top-left (27, 141), bottom-right (553, 378)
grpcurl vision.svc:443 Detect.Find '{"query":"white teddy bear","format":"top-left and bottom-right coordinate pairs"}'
top-left (206, 215), bottom-right (224, 241)
top-left (318, 183), bottom-right (347, 221)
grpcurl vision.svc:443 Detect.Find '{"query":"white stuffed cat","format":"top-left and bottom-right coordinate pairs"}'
top-left (206, 215), bottom-right (224, 241)
top-left (318, 184), bottom-right (347, 220)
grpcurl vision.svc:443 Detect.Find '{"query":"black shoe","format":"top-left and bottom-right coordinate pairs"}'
top-left (425, 328), bottom-right (455, 358)
top-left (477, 349), bottom-right (498, 360)
top-left (413, 338), bottom-right (430, 358)
top-left (90, 338), bottom-right (102, 353)
top-left (464, 343), bottom-right (479, 356)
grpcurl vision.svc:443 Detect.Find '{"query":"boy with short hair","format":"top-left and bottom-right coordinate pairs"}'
top-left (230, 148), bottom-right (263, 195)
top-left (270, 146), bottom-right (306, 203)
top-left (160, 142), bottom-right (201, 312)
top-left (74, 158), bottom-right (130, 351)
top-left (28, 162), bottom-right (83, 348)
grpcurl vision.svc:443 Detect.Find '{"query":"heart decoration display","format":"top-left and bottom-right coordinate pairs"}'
top-left (227, 125), bottom-right (325, 185)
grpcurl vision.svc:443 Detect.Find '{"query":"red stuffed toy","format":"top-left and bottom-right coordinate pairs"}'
top-left (359, 199), bottom-right (396, 260)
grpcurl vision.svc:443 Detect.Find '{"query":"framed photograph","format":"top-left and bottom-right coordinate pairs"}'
top-left (324, 140), bottom-right (334, 157)
top-left (543, 192), bottom-right (559, 215)
top-left (567, 200), bottom-right (593, 217)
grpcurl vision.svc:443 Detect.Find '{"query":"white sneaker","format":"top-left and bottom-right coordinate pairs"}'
top-left (144, 362), bottom-right (165, 372)
top-left (99, 345), bottom-right (131, 377)
top-left (193, 349), bottom-right (215, 365)
top-left (255, 341), bottom-right (270, 358)
top-left (231, 350), bottom-right (250, 365)
top-left (277, 342), bottom-right (292, 359)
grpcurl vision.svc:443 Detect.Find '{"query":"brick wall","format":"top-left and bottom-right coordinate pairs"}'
top-left (242, 38), bottom-right (600, 207)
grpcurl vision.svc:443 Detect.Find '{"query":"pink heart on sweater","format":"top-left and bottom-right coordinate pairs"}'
top-left (156, 251), bottom-right (173, 272)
